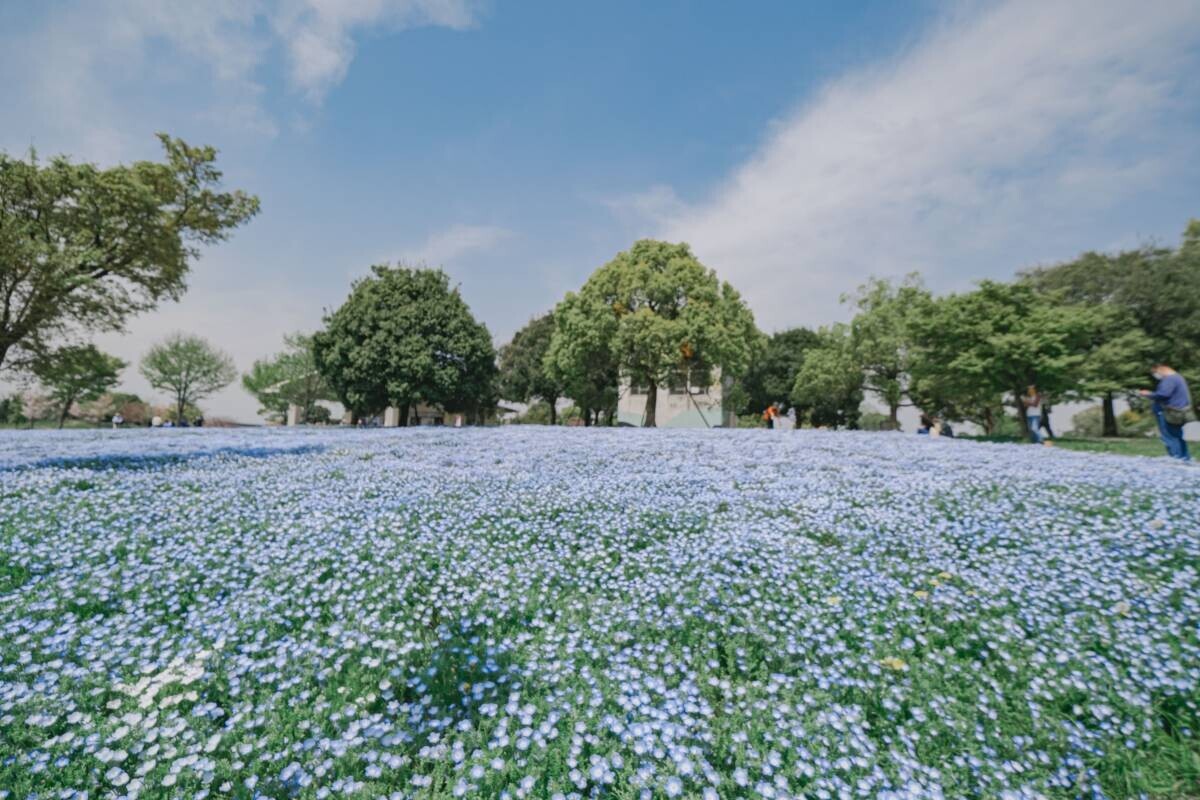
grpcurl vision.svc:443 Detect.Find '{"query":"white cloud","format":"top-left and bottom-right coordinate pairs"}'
top-left (0, 0), bottom-right (479, 158)
top-left (402, 224), bottom-right (514, 266)
top-left (653, 0), bottom-right (1200, 332)
top-left (271, 0), bottom-right (478, 101)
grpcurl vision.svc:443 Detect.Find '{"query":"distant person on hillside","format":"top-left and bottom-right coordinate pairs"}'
top-left (111, 413), bottom-right (123, 429)
top-left (1021, 386), bottom-right (1046, 445)
top-left (917, 413), bottom-right (933, 435)
top-left (1139, 362), bottom-right (1193, 462)
top-left (762, 405), bottom-right (779, 429)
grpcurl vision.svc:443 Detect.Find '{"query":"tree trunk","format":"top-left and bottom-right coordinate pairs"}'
top-left (177, 397), bottom-right (187, 426)
top-left (399, 402), bottom-right (411, 427)
top-left (1102, 392), bottom-right (1118, 437)
top-left (548, 398), bottom-right (557, 426)
top-left (982, 407), bottom-right (995, 436)
top-left (582, 407), bottom-right (592, 427)
top-left (644, 380), bottom-right (658, 427)
top-left (888, 402), bottom-right (899, 430)
top-left (58, 400), bottom-right (72, 429)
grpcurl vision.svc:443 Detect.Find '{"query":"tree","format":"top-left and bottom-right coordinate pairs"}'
top-left (31, 344), bottom-right (125, 428)
top-left (845, 275), bottom-right (932, 428)
top-left (549, 239), bottom-right (760, 427)
top-left (0, 135), bottom-right (259, 372)
top-left (738, 327), bottom-right (821, 416)
top-left (545, 290), bottom-right (620, 426)
top-left (498, 312), bottom-right (565, 425)
top-left (0, 392), bottom-right (26, 426)
top-left (312, 266), bottom-right (496, 424)
top-left (789, 325), bottom-right (864, 429)
top-left (909, 281), bottom-right (1096, 437)
top-left (140, 333), bottom-right (237, 423)
top-left (242, 333), bottom-right (334, 423)
top-left (1021, 221), bottom-right (1200, 426)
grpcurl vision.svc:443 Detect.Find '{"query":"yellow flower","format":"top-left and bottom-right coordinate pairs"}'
top-left (913, 590), bottom-right (930, 600)
top-left (937, 571), bottom-right (953, 580)
top-left (1113, 601), bottom-right (1131, 616)
top-left (879, 657), bottom-right (908, 671)
top-left (824, 595), bottom-right (842, 606)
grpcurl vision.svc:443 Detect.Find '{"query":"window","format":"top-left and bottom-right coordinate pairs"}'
top-left (630, 381), bottom-right (650, 395)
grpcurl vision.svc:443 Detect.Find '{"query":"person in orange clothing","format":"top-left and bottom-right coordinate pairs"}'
top-left (762, 404), bottom-right (779, 429)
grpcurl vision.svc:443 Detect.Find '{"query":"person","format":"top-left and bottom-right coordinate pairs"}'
top-left (1039, 399), bottom-right (1055, 440)
top-left (111, 413), bottom-right (123, 429)
top-left (1139, 362), bottom-right (1192, 461)
top-left (1021, 386), bottom-right (1045, 445)
top-left (917, 413), bottom-right (933, 435)
top-left (762, 405), bottom-right (779, 429)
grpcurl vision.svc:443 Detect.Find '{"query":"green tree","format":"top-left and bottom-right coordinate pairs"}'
top-left (498, 312), bottom-right (564, 425)
top-left (738, 327), bottom-right (821, 417)
top-left (0, 135), bottom-right (259, 372)
top-left (242, 333), bottom-right (334, 423)
top-left (549, 240), bottom-right (760, 427)
top-left (31, 344), bottom-right (125, 428)
top-left (140, 333), bottom-right (237, 423)
top-left (845, 275), bottom-right (932, 429)
top-left (544, 290), bottom-right (620, 426)
top-left (789, 325), bottom-right (864, 429)
top-left (1022, 221), bottom-right (1200, 425)
top-left (0, 392), bottom-right (27, 426)
top-left (909, 281), bottom-right (1095, 438)
top-left (312, 266), bottom-right (496, 424)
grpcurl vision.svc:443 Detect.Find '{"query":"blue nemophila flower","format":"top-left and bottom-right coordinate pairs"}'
top-left (0, 427), bottom-right (1197, 798)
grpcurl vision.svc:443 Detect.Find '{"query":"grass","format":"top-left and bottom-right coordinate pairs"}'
top-left (964, 433), bottom-right (1172, 458)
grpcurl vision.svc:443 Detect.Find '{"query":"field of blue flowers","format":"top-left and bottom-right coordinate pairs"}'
top-left (1, 428), bottom-right (1198, 800)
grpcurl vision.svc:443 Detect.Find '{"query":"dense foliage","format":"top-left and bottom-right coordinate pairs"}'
top-left (497, 313), bottom-right (563, 425)
top-left (0, 135), bottom-right (258, 372)
top-left (313, 267), bottom-right (497, 424)
top-left (547, 240), bottom-right (761, 427)
top-left (0, 428), bottom-right (1197, 798)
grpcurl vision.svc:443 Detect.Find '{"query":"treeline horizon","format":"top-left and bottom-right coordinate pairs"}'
top-left (2, 136), bottom-right (1197, 434)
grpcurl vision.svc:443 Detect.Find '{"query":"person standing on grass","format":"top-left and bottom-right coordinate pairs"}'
top-left (1021, 386), bottom-right (1046, 445)
top-left (1139, 362), bottom-right (1193, 462)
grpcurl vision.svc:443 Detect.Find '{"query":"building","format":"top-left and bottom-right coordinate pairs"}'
top-left (616, 367), bottom-right (735, 428)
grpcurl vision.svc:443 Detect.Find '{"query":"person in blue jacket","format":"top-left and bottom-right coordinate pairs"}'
top-left (1139, 361), bottom-right (1193, 461)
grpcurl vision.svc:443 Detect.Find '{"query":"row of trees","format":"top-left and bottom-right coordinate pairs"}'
top-left (4, 333), bottom-right (238, 428)
top-left (740, 220), bottom-right (1200, 435)
top-left (265, 240), bottom-right (762, 428)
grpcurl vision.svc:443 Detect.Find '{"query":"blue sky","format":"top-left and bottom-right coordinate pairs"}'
top-left (2, 0), bottom-right (1199, 421)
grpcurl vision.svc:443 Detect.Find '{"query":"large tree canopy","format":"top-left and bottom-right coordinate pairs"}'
top-left (140, 333), bottom-right (237, 423)
top-left (909, 280), bottom-right (1098, 434)
top-left (498, 312), bottom-right (564, 425)
top-left (0, 135), bottom-right (259, 371)
top-left (549, 240), bottom-right (760, 427)
top-left (1019, 219), bottom-right (1200, 431)
top-left (312, 266), bottom-right (496, 424)
top-left (31, 344), bottom-right (125, 428)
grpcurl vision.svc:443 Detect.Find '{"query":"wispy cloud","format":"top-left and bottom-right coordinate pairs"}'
top-left (272, 0), bottom-right (478, 102)
top-left (649, 0), bottom-right (1200, 331)
top-left (403, 224), bottom-right (514, 266)
top-left (0, 0), bottom-right (479, 159)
